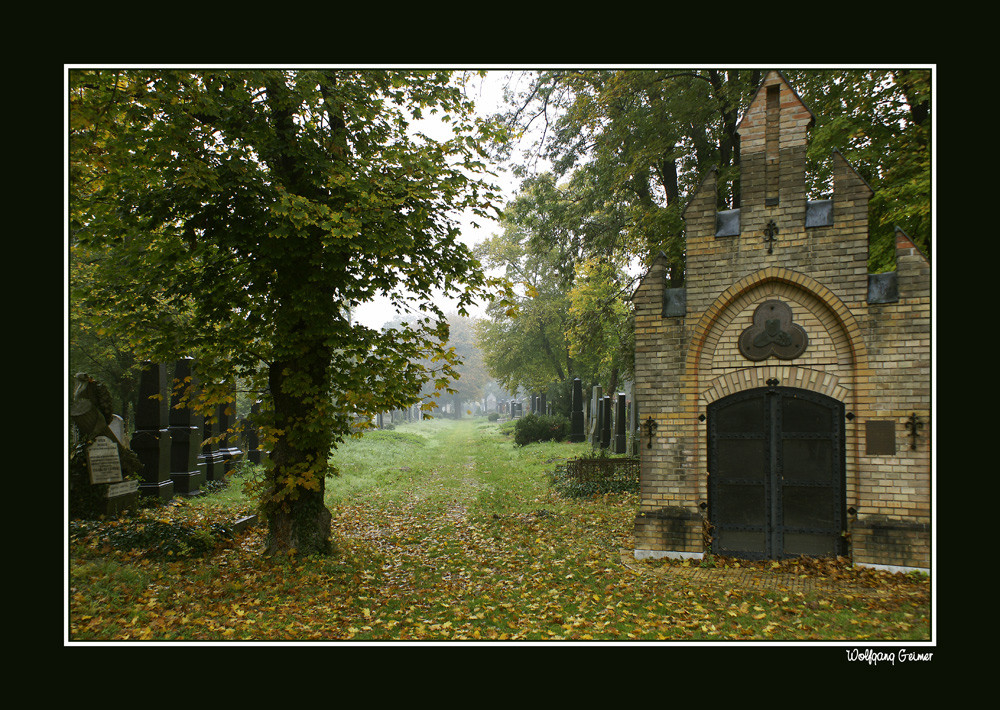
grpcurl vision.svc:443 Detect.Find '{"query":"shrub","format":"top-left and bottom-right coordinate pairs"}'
top-left (549, 452), bottom-right (640, 498)
top-left (488, 412), bottom-right (499, 422)
top-left (69, 517), bottom-right (235, 559)
top-left (513, 413), bottom-right (569, 447)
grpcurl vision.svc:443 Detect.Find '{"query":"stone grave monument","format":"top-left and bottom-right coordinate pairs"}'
top-left (130, 362), bottom-right (174, 502)
top-left (69, 373), bottom-right (142, 517)
top-left (167, 357), bottom-right (205, 496)
top-left (569, 378), bottom-right (585, 443)
top-left (600, 394), bottom-right (612, 450)
top-left (215, 384), bottom-right (243, 473)
top-left (614, 393), bottom-right (627, 454)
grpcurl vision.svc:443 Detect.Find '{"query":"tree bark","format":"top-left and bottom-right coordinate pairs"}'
top-left (262, 352), bottom-right (334, 557)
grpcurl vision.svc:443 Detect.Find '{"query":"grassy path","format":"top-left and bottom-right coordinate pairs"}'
top-left (68, 417), bottom-right (931, 643)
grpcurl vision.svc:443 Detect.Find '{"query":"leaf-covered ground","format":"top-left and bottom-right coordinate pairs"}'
top-left (68, 418), bottom-right (931, 643)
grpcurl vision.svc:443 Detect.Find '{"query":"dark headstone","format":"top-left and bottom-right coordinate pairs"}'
top-left (167, 358), bottom-right (205, 497)
top-left (570, 378), bottom-right (585, 443)
top-left (614, 393), bottom-right (627, 454)
top-left (130, 362), bottom-right (174, 502)
top-left (215, 386), bottom-right (243, 474)
top-left (600, 395), bottom-right (612, 450)
top-left (199, 406), bottom-right (226, 483)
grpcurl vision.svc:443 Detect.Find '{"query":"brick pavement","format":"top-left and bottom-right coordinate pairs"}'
top-left (618, 550), bottom-right (910, 598)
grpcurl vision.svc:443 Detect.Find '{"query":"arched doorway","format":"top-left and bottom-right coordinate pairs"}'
top-left (707, 385), bottom-right (846, 560)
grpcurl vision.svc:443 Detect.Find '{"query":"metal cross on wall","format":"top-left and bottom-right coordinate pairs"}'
top-left (904, 413), bottom-right (923, 450)
top-left (764, 219), bottom-right (779, 254)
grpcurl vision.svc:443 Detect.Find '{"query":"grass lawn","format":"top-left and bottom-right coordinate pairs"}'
top-left (68, 416), bottom-right (931, 644)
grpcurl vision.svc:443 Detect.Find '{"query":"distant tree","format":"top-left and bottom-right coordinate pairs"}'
top-left (473, 179), bottom-right (576, 394)
top-left (385, 312), bottom-right (491, 418)
top-left (565, 256), bottom-right (635, 397)
top-left (440, 313), bottom-right (491, 417)
top-left (500, 69), bottom-right (764, 285)
top-left (474, 170), bottom-right (638, 399)
top-left (70, 69), bottom-right (509, 556)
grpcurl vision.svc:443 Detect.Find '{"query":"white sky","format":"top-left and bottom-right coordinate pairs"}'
top-left (351, 70), bottom-right (537, 329)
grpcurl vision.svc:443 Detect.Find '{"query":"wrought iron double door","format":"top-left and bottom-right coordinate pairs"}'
top-left (707, 386), bottom-right (846, 560)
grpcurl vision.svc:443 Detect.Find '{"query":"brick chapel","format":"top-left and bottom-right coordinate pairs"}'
top-left (631, 70), bottom-right (931, 572)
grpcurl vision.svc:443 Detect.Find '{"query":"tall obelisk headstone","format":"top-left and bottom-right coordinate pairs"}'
top-left (168, 358), bottom-right (205, 496)
top-left (130, 362), bottom-right (174, 502)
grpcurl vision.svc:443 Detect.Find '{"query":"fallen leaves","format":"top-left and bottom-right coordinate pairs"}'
top-left (69, 419), bottom-right (931, 643)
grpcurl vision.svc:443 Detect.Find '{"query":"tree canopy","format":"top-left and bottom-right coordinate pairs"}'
top-left (70, 69), bottom-right (509, 555)
top-left (498, 68), bottom-right (931, 275)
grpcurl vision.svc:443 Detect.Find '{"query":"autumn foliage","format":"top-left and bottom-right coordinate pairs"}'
top-left (68, 418), bottom-right (929, 643)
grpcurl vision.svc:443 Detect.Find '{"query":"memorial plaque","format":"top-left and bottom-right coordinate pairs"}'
top-left (86, 436), bottom-right (123, 484)
top-left (865, 420), bottom-right (896, 456)
top-left (106, 480), bottom-right (139, 498)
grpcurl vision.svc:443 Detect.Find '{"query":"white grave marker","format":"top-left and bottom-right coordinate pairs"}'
top-left (106, 480), bottom-right (139, 498)
top-left (86, 436), bottom-right (123, 484)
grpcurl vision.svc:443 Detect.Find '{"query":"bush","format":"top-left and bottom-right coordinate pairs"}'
top-left (487, 412), bottom-right (499, 422)
top-left (549, 454), bottom-right (640, 498)
top-left (513, 413), bottom-right (569, 447)
top-left (69, 517), bottom-right (235, 559)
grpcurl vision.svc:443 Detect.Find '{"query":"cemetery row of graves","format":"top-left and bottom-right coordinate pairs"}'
top-left (69, 357), bottom-right (642, 519)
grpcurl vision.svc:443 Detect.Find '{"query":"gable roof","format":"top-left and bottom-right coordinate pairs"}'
top-left (736, 69), bottom-right (815, 135)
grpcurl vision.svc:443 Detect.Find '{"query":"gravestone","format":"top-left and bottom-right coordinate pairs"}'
top-left (85, 437), bottom-right (139, 514)
top-left (130, 362), bottom-right (174, 502)
top-left (86, 436), bottom-right (121, 484)
top-left (199, 401), bottom-right (228, 482)
top-left (69, 373), bottom-right (141, 517)
top-left (167, 358), bottom-right (205, 497)
top-left (601, 395), bottom-right (612, 450)
top-left (589, 386), bottom-right (603, 445)
top-left (614, 393), bottom-right (627, 454)
top-left (108, 415), bottom-right (125, 446)
top-left (216, 385), bottom-right (243, 473)
top-left (569, 378), bottom-right (585, 442)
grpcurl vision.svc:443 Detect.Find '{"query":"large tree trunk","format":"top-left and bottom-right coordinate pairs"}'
top-left (262, 354), bottom-right (334, 557)
top-left (262, 487), bottom-right (332, 556)
top-left (257, 74), bottom-right (341, 557)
